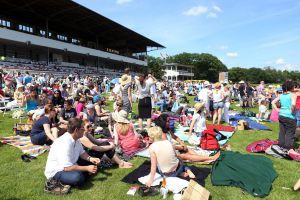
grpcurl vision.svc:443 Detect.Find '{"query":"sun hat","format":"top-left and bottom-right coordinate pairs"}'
top-left (120, 74), bottom-right (131, 86)
top-left (239, 80), bottom-right (245, 84)
top-left (115, 110), bottom-right (130, 124)
top-left (214, 82), bottom-right (221, 88)
top-left (194, 102), bottom-right (205, 112)
top-left (203, 81), bottom-right (210, 87)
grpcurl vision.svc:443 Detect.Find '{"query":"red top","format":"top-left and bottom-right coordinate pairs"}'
top-left (296, 96), bottom-right (300, 110)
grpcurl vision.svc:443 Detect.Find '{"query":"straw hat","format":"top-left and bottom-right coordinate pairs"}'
top-left (115, 110), bottom-right (130, 124)
top-left (120, 74), bottom-right (131, 86)
top-left (194, 102), bottom-right (205, 112)
top-left (214, 82), bottom-right (221, 89)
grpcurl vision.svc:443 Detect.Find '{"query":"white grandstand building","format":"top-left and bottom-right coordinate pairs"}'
top-left (0, 0), bottom-right (164, 77)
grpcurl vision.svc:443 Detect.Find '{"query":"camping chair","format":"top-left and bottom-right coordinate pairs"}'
top-left (0, 98), bottom-right (11, 116)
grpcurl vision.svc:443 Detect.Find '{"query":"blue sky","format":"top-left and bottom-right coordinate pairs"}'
top-left (74, 0), bottom-right (300, 70)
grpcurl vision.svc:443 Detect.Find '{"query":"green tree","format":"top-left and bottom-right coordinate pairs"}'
top-left (170, 53), bottom-right (227, 82)
top-left (146, 56), bottom-right (165, 79)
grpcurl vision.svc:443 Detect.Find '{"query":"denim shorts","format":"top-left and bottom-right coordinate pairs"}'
top-left (213, 101), bottom-right (224, 110)
top-left (30, 132), bottom-right (52, 145)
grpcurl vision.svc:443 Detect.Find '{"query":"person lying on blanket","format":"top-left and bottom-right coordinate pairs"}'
top-left (153, 113), bottom-right (187, 151)
top-left (80, 120), bottom-right (133, 168)
top-left (146, 126), bottom-right (195, 187)
top-left (44, 118), bottom-right (100, 194)
top-left (113, 110), bottom-right (147, 155)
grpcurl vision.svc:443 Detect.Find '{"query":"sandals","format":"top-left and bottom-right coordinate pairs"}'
top-left (21, 154), bottom-right (37, 162)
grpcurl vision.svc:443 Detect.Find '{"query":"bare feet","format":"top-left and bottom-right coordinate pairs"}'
top-left (119, 161), bottom-right (133, 168)
top-left (210, 152), bottom-right (221, 161)
top-left (186, 169), bottom-right (196, 179)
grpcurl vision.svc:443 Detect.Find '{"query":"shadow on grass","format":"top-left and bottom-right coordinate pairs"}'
top-left (5, 198), bottom-right (21, 200)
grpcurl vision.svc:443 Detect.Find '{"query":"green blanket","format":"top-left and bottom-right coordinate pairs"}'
top-left (211, 151), bottom-right (277, 197)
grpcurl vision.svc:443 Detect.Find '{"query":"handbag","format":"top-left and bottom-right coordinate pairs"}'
top-left (181, 180), bottom-right (210, 200)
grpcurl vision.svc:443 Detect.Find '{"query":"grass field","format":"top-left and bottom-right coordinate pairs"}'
top-left (0, 95), bottom-right (299, 200)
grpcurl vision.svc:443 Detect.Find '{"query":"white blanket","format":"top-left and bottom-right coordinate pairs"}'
top-left (138, 173), bottom-right (189, 194)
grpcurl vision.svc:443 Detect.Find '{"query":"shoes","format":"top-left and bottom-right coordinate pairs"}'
top-left (138, 186), bottom-right (160, 196)
top-left (21, 154), bottom-right (37, 162)
top-left (294, 179), bottom-right (300, 191)
top-left (44, 178), bottom-right (71, 195)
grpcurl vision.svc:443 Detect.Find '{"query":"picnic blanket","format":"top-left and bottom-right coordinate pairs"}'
top-left (174, 129), bottom-right (234, 146)
top-left (229, 115), bottom-right (271, 131)
top-left (206, 124), bottom-right (235, 132)
top-left (0, 135), bottom-right (47, 157)
top-left (122, 160), bottom-right (211, 187)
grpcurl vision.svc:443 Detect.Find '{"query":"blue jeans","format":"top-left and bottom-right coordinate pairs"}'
top-left (157, 162), bottom-right (189, 177)
top-left (53, 171), bottom-right (86, 186)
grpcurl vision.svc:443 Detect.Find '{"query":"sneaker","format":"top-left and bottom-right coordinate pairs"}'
top-left (44, 179), bottom-right (71, 195)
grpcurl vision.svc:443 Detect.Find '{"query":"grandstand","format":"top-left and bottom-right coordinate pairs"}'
top-left (0, 0), bottom-right (164, 76)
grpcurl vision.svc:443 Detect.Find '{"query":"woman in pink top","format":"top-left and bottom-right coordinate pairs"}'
top-left (76, 97), bottom-right (86, 118)
top-left (113, 110), bottom-right (144, 155)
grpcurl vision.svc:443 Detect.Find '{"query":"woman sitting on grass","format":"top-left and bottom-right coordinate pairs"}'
top-left (113, 110), bottom-right (146, 155)
top-left (80, 120), bottom-right (133, 168)
top-left (30, 104), bottom-right (59, 145)
top-left (146, 126), bottom-right (195, 187)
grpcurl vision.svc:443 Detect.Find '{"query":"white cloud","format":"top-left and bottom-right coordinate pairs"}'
top-left (116, 0), bottom-right (133, 5)
top-left (183, 6), bottom-right (208, 16)
top-left (275, 58), bottom-right (285, 65)
top-left (219, 45), bottom-right (228, 50)
top-left (226, 52), bottom-right (238, 58)
top-left (207, 12), bottom-right (217, 18)
top-left (284, 64), bottom-right (299, 71)
top-left (213, 6), bottom-right (222, 12)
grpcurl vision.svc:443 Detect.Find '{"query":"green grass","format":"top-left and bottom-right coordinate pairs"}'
top-left (0, 96), bottom-right (299, 200)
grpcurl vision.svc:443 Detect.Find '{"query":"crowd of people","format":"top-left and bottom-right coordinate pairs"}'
top-left (1, 67), bottom-right (300, 194)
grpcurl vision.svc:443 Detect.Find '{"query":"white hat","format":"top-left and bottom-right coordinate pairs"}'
top-left (239, 80), bottom-right (245, 84)
top-left (86, 104), bottom-right (95, 110)
top-left (203, 81), bottom-right (210, 87)
top-left (115, 110), bottom-right (130, 124)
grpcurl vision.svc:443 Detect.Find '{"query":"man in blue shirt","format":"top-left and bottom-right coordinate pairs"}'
top-left (23, 71), bottom-right (32, 85)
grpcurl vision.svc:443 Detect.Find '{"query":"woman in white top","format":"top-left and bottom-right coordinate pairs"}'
top-left (187, 102), bottom-right (207, 135)
top-left (212, 83), bottom-right (224, 124)
top-left (135, 73), bottom-right (157, 130)
top-left (146, 127), bottom-right (194, 187)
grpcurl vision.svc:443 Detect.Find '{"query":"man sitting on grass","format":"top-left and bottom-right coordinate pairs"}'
top-left (44, 118), bottom-right (100, 195)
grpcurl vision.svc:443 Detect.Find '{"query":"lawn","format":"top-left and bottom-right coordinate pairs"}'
top-left (0, 96), bottom-right (299, 200)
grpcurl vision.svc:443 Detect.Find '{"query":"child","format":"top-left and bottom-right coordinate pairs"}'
top-left (187, 102), bottom-right (207, 135)
top-left (257, 100), bottom-right (269, 120)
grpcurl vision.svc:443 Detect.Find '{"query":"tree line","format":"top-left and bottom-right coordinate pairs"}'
top-left (147, 52), bottom-right (300, 83)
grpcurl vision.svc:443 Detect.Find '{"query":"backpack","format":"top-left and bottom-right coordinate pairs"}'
top-left (200, 129), bottom-right (220, 151)
top-left (265, 144), bottom-right (292, 160)
top-left (246, 139), bottom-right (278, 153)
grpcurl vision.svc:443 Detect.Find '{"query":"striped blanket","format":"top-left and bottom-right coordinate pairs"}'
top-left (0, 135), bottom-right (47, 157)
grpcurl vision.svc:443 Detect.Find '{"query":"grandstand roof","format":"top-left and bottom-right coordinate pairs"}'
top-left (1, 0), bottom-right (164, 53)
